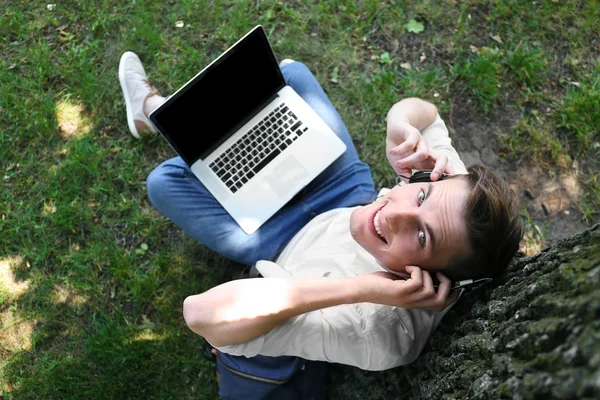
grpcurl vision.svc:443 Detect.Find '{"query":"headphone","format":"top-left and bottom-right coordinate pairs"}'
top-left (395, 170), bottom-right (448, 186)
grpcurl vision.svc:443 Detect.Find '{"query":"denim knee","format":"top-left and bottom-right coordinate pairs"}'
top-left (145, 161), bottom-right (176, 212)
top-left (282, 62), bottom-right (315, 85)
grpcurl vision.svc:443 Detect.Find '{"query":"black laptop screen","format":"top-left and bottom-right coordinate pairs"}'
top-left (150, 27), bottom-right (285, 165)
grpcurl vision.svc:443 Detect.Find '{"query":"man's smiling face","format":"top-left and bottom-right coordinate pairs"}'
top-left (350, 178), bottom-right (471, 273)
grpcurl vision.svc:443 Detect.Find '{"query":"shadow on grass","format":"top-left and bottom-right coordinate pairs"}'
top-left (0, 96), bottom-right (230, 398)
top-left (1, 248), bottom-right (230, 399)
top-left (2, 303), bottom-right (219, 398)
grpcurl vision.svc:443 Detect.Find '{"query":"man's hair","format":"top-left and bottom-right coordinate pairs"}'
top-left (445, 165), bottom-right (524, 281)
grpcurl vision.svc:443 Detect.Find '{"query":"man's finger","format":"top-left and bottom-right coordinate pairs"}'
top-left (435, 272), bottom-right (451, 308)
top-left (390, 150), bottom-right (412, 159)
top-left (422, 269), bottom-right (434, 294)
top-left (396, 142), bottom-right (429, 167)
top-left (405, 266), bottom-right (423, 292)
top-left (430, 152), bottom-right (448, 182)
top-left (390, 130), bottom-right (420, 155)
top-left (394, 164), bottom-right (412, 182)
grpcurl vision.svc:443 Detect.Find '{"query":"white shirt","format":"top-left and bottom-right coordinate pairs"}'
top-left (216, 115), bottom-right (467, 371)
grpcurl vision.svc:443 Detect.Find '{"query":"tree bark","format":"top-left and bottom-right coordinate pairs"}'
top-left (330, 224), bottom-right (600, 399)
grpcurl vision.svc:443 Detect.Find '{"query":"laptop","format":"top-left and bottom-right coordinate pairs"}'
top-left (148, 25), bottom-right (346, 234)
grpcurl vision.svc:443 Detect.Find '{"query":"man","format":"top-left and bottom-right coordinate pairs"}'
top-left (119, 52), bottom-right (522, 373)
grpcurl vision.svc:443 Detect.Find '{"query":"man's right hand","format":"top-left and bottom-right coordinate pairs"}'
top-left (386, 98), bottom-right (454, 182)
top-left (386, 119), bottom-right (454, 183)
top-left (355, 266), bottom-right (453, 312)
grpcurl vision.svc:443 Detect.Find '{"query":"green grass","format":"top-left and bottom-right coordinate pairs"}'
top-left (453, 47), bottom-right (504, 113)
top-left (556, 64), bottom-right (600, 150)
top-left (1, 0), bottom-right (599, 398)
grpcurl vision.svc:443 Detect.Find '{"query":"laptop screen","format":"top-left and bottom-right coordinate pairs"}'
top-left (150, 26), bottom-right (285, 165)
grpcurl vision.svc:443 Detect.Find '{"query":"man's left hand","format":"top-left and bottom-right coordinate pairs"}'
top-left (356, 266), bottom-right (454, 311)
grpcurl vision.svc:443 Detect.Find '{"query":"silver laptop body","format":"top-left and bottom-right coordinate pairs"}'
top-left (149, 26), bottom-right (346, 234)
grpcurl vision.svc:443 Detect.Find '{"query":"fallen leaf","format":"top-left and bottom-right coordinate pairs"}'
top-left (420, 53), bottom-right (427, 63)
top-left (400, 62), bottom-right (411, 70)
top-left (330, 66), bottom-right (339, 83)
top-left (405, 19), bottom-right (425, 33)
top-left (490, 34), bottom-right (503, 44)
top-left (379, 52), bottom-right (391, 64)
top-left (135, 243), bottom-right (148, 255)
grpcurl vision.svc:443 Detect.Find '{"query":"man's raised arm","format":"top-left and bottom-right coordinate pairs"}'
top-left (387, 97), bottom-right (438, 132)
top-left (183, 267), bottom-right (451, 347)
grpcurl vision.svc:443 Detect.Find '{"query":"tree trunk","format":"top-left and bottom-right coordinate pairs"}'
top-left (330, 224), bottom-right (600, 399)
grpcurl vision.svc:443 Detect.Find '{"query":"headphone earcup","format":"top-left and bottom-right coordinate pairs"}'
top-left (408, 171), bottom-right (433, 183)
top-left (408, 170), bottom-right (447, 184)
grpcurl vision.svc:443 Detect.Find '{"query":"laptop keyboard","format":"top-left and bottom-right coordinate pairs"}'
top-left (209, 104), bottom-right (309, 193)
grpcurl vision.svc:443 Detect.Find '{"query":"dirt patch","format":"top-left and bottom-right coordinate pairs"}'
top-left (365, 0), bottom-right (597, 255)
top-left (447, 107), bottom-right (590, 254)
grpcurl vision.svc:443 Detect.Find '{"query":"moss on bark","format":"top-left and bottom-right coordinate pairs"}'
top-left (330, 224), bottom-right (600, 399)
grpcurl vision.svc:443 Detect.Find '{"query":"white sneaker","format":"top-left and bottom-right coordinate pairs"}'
top-left (279, 59), bottom-right (295, 68)
top-left (118, 51), bottom-right (160, 139)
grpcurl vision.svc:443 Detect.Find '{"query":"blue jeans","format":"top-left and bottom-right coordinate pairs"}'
top-left (147, 62), bottom-right (377, 265)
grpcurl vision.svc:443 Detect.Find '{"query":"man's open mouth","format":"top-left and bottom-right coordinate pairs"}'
top-left (373, 210), bottom-right (387, 243)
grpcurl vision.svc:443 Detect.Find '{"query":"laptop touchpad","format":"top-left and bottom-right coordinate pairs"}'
top-left (267, 155), bottom-right (309, 197)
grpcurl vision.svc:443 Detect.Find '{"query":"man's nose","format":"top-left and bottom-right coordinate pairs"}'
top-left (387, 203), bottom-right (418, 231)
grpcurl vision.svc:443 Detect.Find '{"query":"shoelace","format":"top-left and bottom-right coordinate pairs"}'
top-left (142, 80), bottom-right (160, 111)
top-left (137, 80), bottom-right (161, 135)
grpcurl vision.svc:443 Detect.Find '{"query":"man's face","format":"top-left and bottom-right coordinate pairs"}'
top-left (350, 178), bottom-right (471, 273)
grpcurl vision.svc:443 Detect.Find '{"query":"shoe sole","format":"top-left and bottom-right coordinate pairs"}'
top-left (119, 52), bottom-right (142, 139)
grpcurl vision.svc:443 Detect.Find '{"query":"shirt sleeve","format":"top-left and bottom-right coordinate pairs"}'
top-left (421, 114), bottom-right (468, 175)
top-left (214, 302), bottom-right (436, 371)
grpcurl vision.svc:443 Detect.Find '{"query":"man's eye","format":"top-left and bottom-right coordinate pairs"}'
top-left (418, 230), bottom-right (426, 247)
top-left (418, 189), bottom-right (425, 205)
